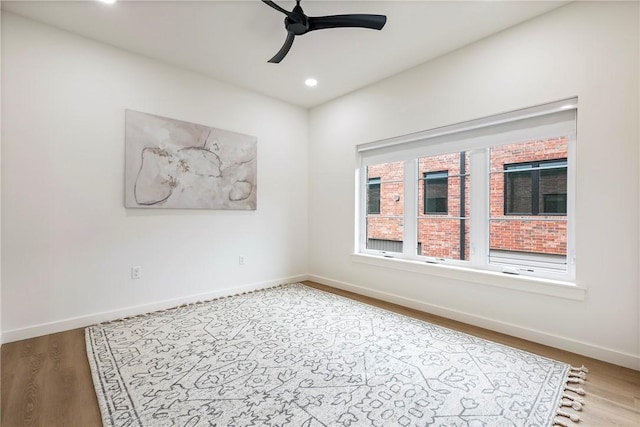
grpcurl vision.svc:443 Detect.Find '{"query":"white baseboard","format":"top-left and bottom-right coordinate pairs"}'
top-left (5, 272), bottom-right (639, 371)
top-left (308, 274), bottom-right (640, 371)
top-left (2, 274), bottom-right (309, 344)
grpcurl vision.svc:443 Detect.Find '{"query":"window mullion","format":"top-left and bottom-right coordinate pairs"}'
top-left (532, 165), bottom-right (540, 215)
top-left (403, 159), bottom-right (417, 259)
top-left (469, 149), bottom-right (489, 268)
top-left (358, 166), bottom-right (367, 253)
top-left (566, 133), bottom-right (577, 275)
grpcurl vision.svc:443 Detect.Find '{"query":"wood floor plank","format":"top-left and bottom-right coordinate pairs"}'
top-left (1, 280), bottom-right (638, 426)
top-left (3, 337), bottom-right (48, 427)
top-left (1, 330), bottom-right (102, 427)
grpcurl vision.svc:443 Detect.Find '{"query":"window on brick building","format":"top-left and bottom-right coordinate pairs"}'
top-left (367, 178), bottom-right (381, 214)
top-left (490, 142), bottom-right (569, 272)
top-left (357, 98), bottom-right (577, 282)
top-left (504, 159), bottom-right (567, 215)
top-left (365, 163), bottom-right (404, 253)
top-left (417, 154), bottom-right (470, 262)
top-left (424, 171), bottom-right (449, 214)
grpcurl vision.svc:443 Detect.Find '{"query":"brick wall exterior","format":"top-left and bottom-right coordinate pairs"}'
top-left (489, 138), bottom-right (567, 255)
top-left (417, 153), bottom-right (471, 259)
top-left (366, 138), bottom-right (568, 258)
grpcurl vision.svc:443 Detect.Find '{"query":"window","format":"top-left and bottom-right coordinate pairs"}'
top-left (367, 177), bottom-right (381, 214)
top-left (365, 163), bottom-right (404, 253)
top-left (490, 143), bottom-right (568, 272)
top-left (504, 159), bottom-right (567, 215)
top-left (417, 154), bottom-right (469, 261)
top-left (424, 171), bottom-right (448, 214)
top-left (357, 99), bottom-right (576, 281)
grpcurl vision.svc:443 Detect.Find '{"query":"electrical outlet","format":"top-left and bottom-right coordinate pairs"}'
top-left (238, 255), bottom-right (245, 266)
top-left (131, 266), bottom-right (142, 279)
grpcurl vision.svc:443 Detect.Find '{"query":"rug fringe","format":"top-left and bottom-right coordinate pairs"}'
top-left (553, 365), bottom-right (588, 426)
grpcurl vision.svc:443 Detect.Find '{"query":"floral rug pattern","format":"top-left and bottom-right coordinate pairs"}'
top-left (86, 283), bottom-right (571, 427)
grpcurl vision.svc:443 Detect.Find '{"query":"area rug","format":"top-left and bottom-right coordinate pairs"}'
top-left (86, 283), bottom-right (587, 427)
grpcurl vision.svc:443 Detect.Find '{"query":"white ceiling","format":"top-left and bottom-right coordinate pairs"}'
top-left (2, 0), bottom-right (569, 108)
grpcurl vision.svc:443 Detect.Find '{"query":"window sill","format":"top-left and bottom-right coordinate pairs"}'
top-left (351, 253), bottom-right (586, 301)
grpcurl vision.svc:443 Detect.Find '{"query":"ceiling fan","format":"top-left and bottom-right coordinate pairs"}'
top-left (262, 0), bottom-right (387, 63)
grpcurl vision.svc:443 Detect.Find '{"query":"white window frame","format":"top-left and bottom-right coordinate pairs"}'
top-left (355, 98), bottom-right (578, 289)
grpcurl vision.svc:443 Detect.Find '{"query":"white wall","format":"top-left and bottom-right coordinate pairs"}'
top-left (1, 12), bottom-right (309, 341)
top-left (0, 8), bottom-right (3, 341)
top-left (309, 2), bottom-right (640, 369)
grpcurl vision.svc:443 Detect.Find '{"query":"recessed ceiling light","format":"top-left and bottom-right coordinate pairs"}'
top-left (305, 78), bottom-right (318, 88)
top-left (97, 0), bottom-right (117, 4)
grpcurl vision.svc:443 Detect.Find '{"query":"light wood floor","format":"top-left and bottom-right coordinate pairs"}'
top-left (2, 281), bottom-right (639, 426)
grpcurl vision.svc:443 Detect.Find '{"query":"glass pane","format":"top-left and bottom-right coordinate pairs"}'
top-left (506, 170), bottom-right (532, 214)
top-left (539, 163), bottom-right (567, 214)
top-left (489, 138), bottom-right (568, 270)
top-left (490, 138), bottom-right (568, 217)
top-left (366, 162), bottom-right (404, 253)
top-left (417, 152), bottom-right (470, 261)
top-left (366, 178), bottom-right (381, 214)
top-left (425, 172), bottom-right (448, 214)
top-left (418, 218), bottom-right (470, 260)
top-left (489, 218), bottom-right (567, 271)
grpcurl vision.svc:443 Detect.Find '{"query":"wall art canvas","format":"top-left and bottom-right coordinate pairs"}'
top-left (125, 110), bottom-right (257, 209)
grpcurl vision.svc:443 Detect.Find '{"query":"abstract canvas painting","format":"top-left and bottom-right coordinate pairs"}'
top-left (125, 110), bottom-right (257, 209)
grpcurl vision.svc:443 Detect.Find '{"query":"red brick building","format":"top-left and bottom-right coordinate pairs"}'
top-left (366, 138), bottom-right (567, 261)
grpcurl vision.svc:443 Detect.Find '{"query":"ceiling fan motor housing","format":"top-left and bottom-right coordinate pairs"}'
top-left (285, 13), bottom-right (309, 35)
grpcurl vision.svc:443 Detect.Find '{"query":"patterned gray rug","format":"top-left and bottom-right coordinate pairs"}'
top-left (86, 283), bottom-right (587, 427)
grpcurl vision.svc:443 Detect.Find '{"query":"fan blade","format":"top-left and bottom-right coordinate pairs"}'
top-left (268, 31), bottom-right (295, 63)
top-left (262, 0), bottom-right (294, 18)
top-left (308, 14), bottom-right (387, 31)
